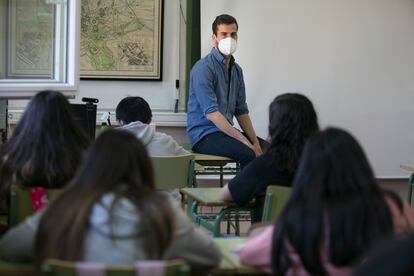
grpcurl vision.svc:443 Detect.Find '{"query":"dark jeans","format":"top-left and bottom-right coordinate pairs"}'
top-left (192, 131), bottom-right (269, 168)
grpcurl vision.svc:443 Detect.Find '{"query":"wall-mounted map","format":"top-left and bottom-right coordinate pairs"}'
top-left (80, 0), bottom-right (163, 80)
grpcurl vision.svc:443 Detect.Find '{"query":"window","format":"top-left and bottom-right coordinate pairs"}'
top-left (0, 0), bottom-right (79, 97)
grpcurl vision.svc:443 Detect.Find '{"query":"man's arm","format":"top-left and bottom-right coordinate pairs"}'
top-left (236, 114), bottom-right (262, 156)
top-left (206, 111), bottom-right (255, 151)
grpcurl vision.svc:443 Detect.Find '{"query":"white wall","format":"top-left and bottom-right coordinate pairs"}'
top-left (8, 0), bottom-right (187, 125)
top-left (0, 2), bottom-right (7, 79)
top-left (201, 0), bottom-right (414, 177)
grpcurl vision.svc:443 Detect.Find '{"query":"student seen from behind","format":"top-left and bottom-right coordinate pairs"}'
top-left (220, 93), bottom-right (319, 222)
top-left (0, 90), bottom-right (90, 211)
top-left (0, 130), bottom-right (221, 268)
top-left (240, 128), bottom-right (414, 274)
top-left (116, 96), bottom-right (190, 201)
top-left (116, 96), bottom-right (189, 156)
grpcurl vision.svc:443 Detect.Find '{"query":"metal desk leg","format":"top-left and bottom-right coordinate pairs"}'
top-left (235, 212), bottom-right (240, 236)
top-left (220, 166), bottom-right (224, 187)
top-left (188, 160), bottom-right (196, 188)
top-left (190, 200), bottom-right (199, 224)
top-left (214, 209), bottom-right (228, 237)
top-left (407, 172), bottom-right (414, 204)
top-left (226, 214), bottom-right (231, 234)
top-left (213, 208), bottom-right (243, 237)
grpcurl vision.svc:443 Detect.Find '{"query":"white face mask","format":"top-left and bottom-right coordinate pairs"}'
top-left (218, 37), bottom-right (237, 56)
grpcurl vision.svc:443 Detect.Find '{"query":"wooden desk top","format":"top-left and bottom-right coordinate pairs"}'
top-left (181, 143), bottom-right (233, 162)
top-left (181, 188), bottom-right (236, 207)
top-left (400, 164), bottom-right (414, 172)
top-left (193, 153), bottom-right (233, 161)
top-left (181, 188), bottom-right (254, 207)
top-left (192, 153), bottom-right (235, 167)
top-left (215, 237), bottom-right (247, 270)
top-left (212, 238), bottom-right (265, 275)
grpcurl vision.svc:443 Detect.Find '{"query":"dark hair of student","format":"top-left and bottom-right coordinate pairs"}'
top-left (212, 14), bottom-right (238, 35)
top-left (267, 93), bottom-right (319, 173)
top-left (115, 96), bottom-right (152, 125)
top-left (272, 128), bottom-right (397, 275)
top-left (0, 90), bottom-right (90, 195)
top-left (35, 130), bottom-right (174, 263)
top-left (355, 234), bottom-right (414, 276)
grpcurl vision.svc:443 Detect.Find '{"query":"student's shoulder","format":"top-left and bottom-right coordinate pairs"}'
top-left (152, 131), bottom-right (178, 146)
top-left (149, 132), bottom-right (189, 156)
top-left (166, 196), bottom-right (191, 226)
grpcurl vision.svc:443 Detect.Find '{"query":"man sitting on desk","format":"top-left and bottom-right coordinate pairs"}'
top-left (187, 14), bottom-right (266, 168)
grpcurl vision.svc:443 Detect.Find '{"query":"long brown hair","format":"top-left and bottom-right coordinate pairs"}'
top-left (0, 90), bottom-right (90, 195)
top-left (34, 130), bottom-right (174, 263)
top-left (267, 93), bottom-right (319, 172)
top-left (272, 128), bottom-right (394, 275)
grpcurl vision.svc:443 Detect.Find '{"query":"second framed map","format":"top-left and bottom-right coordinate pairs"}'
top-left (80, 0), bottom-right (163, 80)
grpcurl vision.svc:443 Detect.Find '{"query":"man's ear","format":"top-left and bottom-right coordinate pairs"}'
top-left (212, 34), bottom-right (218, 47)
top-left (147, 117), bottom-right (152, 124)
top-left (117, 119), bottom-right (124, 126)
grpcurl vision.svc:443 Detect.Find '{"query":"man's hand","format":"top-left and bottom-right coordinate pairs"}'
top-left (236, 114), bottom-right (262, 157)
top-left (240, 138), bottom-right (262, 157)
top-left (252, 142), bottom-right (263, 157)
top-left (206, 111), bottom-right (262, 156)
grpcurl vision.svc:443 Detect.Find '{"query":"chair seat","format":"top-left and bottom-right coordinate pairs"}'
top-left (180, 188), bottom-right (254, 207)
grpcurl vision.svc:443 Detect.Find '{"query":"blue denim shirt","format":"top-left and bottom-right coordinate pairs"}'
top-left (187, 48), bottom-right (249, 146)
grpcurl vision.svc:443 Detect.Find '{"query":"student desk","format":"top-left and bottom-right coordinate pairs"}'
top-left (181, 188), bottom-right (253, 237)
top-left (0, 260), bottom-right (37, 275)
top-left (212, 237), bottom-right (266, 275)
top-left (400, 164), bottom-right (414, 204)
top-left (190, 153), bottom-right (240, 187)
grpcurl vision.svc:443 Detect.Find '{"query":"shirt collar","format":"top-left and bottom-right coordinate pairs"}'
top-left (211, 47), bottom-right (235, 66)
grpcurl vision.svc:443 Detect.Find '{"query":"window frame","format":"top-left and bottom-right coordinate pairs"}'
top-left (0, 0), bottom-right (79, 98)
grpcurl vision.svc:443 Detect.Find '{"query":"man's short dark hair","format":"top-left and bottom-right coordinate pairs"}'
top-left (115, 96), bottom-right (152, 124)
top-left (212, 14), bottom-right (238, 35)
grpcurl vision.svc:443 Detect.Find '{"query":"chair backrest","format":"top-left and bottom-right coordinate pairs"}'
top-left (261, 185), bottom-right (292, 223)
top-left (41, 259), bottom-right (190, 276)
top-left (9, 185), bottom-right (61, 226)
top-left (179, 143), bottom-right (192, 151)
top-left (151, 155), bottom-right (194, 189)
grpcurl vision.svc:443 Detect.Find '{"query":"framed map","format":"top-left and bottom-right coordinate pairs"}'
top-left (8, 0), bottom-right (54, 78)
top-left (80, 0), bottom-right (163, 80)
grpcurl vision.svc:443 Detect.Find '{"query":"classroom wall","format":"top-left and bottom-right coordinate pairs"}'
top-left (0, 1), bottom-right (7, 79)
top-left (7, 0), bottom-right (187, 126)
top-left (5, 1), bottom-right (414, 177)
top-left (201, 0), bottom-right (414, 178)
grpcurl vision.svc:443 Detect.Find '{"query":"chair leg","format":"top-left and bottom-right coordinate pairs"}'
top-left (214, 209), bottom-right (231, 237)
top-left (235, 212), bottom-right (240, 236)
top-left (188, 160), bottom-right (196, 188)
top-left (226, 213), bottom-right (231, 234)
top-left (220, 166), bottom-right (224, 187)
